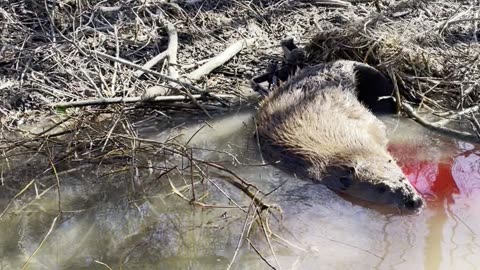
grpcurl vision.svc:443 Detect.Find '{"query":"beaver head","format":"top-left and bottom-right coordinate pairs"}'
top-left (319, 151), bottom-right (423, 212)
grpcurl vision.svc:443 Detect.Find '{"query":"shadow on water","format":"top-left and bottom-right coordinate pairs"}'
top-left (0, 110), bottom-right (479, 270)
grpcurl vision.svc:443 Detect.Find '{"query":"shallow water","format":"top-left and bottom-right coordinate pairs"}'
top-left (0, 109), bottom-right (479, 270)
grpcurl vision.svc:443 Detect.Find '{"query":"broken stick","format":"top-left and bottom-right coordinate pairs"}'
top-left (166, 21), bottom-right (179, 80)
top-left (133, 51), bottom-right (168, 78)
top-left (187, 38), bottom-right (256, 81)
top-left (89, 50), bottom-right (212, 117)
top-left (50, 94), bottom-right (236, 108)
top-left (133, 21), bottom-right (178, 78)
top-left (403, 102), bottom-right (480, 143)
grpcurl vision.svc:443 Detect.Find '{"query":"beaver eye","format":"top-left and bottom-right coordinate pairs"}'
top-left (339, 176), bottom-right (352, 190)
top-left (377, 185), bottom-right (387, 193)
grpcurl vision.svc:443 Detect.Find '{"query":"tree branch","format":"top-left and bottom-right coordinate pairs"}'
top-left (403, 103), bottom-right (480, 143)
top-left (187, 38), bottom-right (256, 81)
top-left (51, 94), bottom-right (236, 108)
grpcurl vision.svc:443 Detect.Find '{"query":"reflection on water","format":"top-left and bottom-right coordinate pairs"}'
top-left (0, 110), bottom-right (479, 270)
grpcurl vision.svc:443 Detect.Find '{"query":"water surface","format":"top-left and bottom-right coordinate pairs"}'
top-left (0, 110), bottom-right (479, 270)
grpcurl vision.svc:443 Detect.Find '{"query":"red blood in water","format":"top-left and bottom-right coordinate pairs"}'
top-left (388, 143), bottom-right (459, 201)
top-left (401, 161), bottom-right (459, 199)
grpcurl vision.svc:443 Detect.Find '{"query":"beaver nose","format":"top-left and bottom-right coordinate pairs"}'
top-left (404, 196), bottom-right (423, 210)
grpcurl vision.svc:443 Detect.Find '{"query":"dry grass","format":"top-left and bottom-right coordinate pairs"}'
top-left (306, 0), bottom-right (480, 136)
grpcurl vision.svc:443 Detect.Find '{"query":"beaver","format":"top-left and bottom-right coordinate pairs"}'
top-left (254, 57), bottom-right (424, 212)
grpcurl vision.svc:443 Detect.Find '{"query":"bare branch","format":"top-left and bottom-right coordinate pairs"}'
top-left (403, 103), bottom-right (480, 143)
top-left (187, 38), bottom-right (256, 81)
top-left (50, 94), bottom-right (236, 108)
top-left (133, 51), bottom-right (168, 78)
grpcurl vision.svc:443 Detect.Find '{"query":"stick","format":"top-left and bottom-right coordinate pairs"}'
top-left (133, 51), bottom-right (168, 77)
top-left (133, 21), bottom-right (178, 78)
top-left (303, 0), bottom-right (352, 7)
top-left (21, 214), bottom-right (60, 270)
top-left (402, 103), bottom-right (480, 143)
top-left (387, 69), bottom-right (402, 114)
top-left (89, 50), bottom-right (204, 94)
top-left (89, 50), bottom-right (212, 117)
top-left (50, 94), bottom-right (236, 108)
top-left (433, 104), bottom-right (480, 126)
top-left (470, 113), bottom-right (480, 137)
top-left (187, 38), bottom-right (256, 81)
top-left (166, 21), bottom-right (179, 80)
top-left (226, 202), bottom-right (256, 270)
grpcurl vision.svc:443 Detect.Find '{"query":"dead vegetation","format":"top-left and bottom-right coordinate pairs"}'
top-left (0, 0), bottom-right (479, 268)
top-left (306, 0), bottom-right (480, 140)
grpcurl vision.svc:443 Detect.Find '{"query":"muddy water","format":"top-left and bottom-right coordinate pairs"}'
top-left (0, 109), bottom-right (479, 270)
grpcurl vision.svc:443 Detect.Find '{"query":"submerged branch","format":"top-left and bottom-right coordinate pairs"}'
top-left (402, 103), bottom-right (480, 143)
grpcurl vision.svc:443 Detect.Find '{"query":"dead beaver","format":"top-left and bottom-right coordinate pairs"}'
top-left (253, 51), bottom-right (424, 212)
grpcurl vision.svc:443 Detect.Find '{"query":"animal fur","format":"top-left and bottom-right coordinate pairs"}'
top-left (255, 59), bottom-right (423, 211)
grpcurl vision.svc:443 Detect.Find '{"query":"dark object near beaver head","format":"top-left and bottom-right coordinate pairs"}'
top-left (353, 63), bottom-right (396, 114)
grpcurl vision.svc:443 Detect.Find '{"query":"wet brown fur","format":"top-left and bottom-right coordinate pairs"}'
top-left (256, 60), bottom-right (424, 211)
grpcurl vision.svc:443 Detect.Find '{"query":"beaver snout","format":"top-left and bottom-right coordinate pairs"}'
top-left (403, 195), bottom-right (424, 211)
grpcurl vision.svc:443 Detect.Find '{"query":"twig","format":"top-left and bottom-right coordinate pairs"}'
top-left (470, 113), bottom-right (480, 138)
top-left (387, 69), bottom-right (401, 114)
top-left (259, 212), bottom-right (283, 270)
top-left (89, 50), bottom-right (212, 117)
top-left (189, 148), bottom-right (195, 201)
top-left (133, 51), bottom-right (168, 78)
top-left (133, 20), bottom-right (178, 78)
top-left (115, 134), bottom-right (272, 210)
top-left (47, 147), bottom-right (62, 213)
top-left (166, 21), bottom-right (179, 80)
top-left (433, 104), bottom-right (480, 126)
top-left (439, 5), bottom-right (465, 34)
top-left (97, 6), bottom-right (121, 12)
top-left (0, 179), bottom-right (36, 219)
top-left (21, 214), bottom-right (60, 270)
top-left (247, 239), bottom-right (277, 270)
top-left (226, 200), bottom-right (256, 270)
top-left (402, 103), bottom-right (480, 142)
top-left (302, 0), bottom-right (352, 7)
top-left (169, 177), bottom-right (244, 209)
top-left (187, 38), bottom-right (256, 81)
top-left (94, 260), bottom-right (114, 270)
top-left (89, 50), bottom-right (203, 94)
top-left (50, 94), bottom-right (236, 108)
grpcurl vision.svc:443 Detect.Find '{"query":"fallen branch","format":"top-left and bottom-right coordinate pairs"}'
top-left (90, 50), bottom-right (204, 94)
top-left (187, 38), bottom-right (256, 81)
top-left (433, 104), bottom-right (480, 126)
top-left (470, 113), bottom-right (480, 138)
top-left (166, 21), bottom-right (179, 80)
top-left (302, 0), bottom-right (352, 7)
top-left (133, 20), bottom-right (179, 79)
top-left (133, 51), bottom-right (168, 78)
top-left (402, 103), bottom-right (480, 143)
top-left (89, 50), bottom-right (212, 117)
top-left (50, 94), bottom-right (236, 108)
